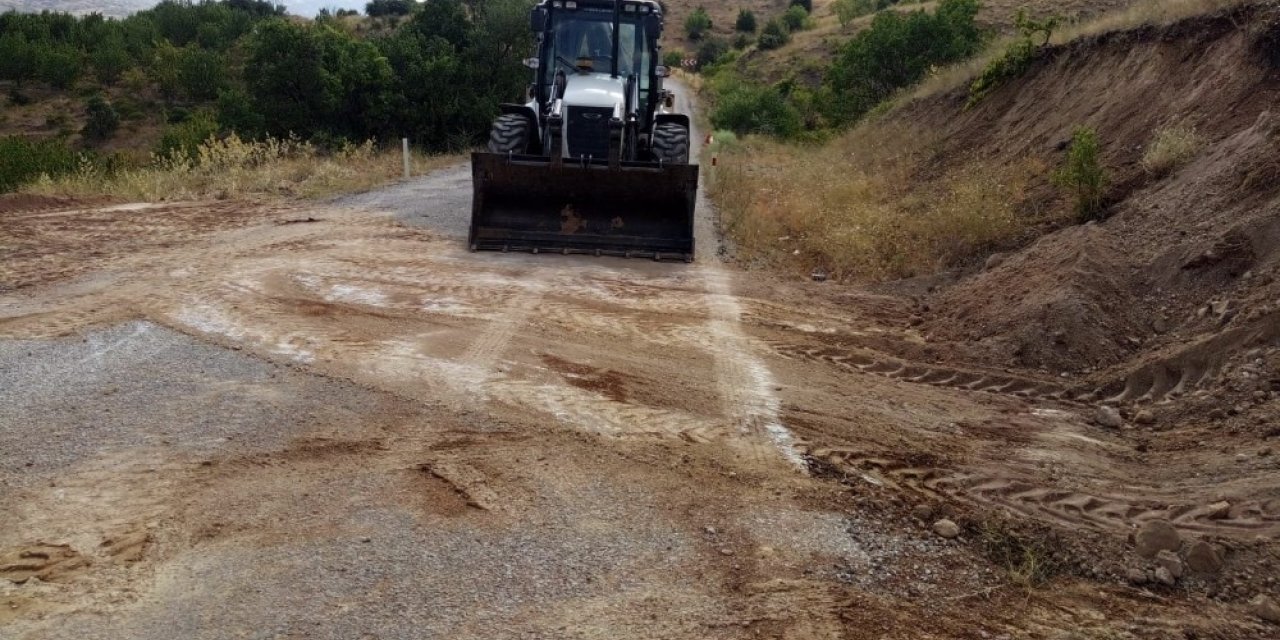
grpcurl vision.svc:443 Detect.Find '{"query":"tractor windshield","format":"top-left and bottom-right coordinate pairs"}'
top-left (546, 8), bottom-right (648, 79)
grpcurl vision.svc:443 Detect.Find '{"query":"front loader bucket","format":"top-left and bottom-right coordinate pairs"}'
top-left (469, 152), bottom-right (698, 261)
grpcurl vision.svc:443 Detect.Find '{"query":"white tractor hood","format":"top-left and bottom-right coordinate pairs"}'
top-left (561, 73), bottom-right (626, 110)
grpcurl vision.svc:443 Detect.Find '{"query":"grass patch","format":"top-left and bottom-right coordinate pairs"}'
top-left (710, 121), bottom-right (1051, 281)
top-left (1141, 124), bottom-right (1204, 177)
top-left (21, 135), bottom-right (458, 201)
top-left (977, 517), bottom-right (1064, 588)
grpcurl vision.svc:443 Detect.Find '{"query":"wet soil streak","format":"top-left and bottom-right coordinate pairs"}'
top-left (702, 266), bottom-right (804, 468)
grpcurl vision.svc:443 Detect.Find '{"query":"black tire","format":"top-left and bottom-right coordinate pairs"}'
top-left (651, 122), bottom-right (690, 164)
top-left (486, 113), bottom-right (531, 154)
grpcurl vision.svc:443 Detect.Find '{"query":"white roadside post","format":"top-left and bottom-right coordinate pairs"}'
top-left (402, 138), bottom-right (410, 178)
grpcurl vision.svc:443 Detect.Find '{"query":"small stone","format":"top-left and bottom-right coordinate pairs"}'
top-left (1250, 594), bottom-right (1280, 624)
top-left (1185, 541), bottom-right (1224, 574)
top-left (1236, 453), bottom-right (1250, 463)
top-left (1094, 406), bottom-right (1124, 429)
top-left (1126, 567), bottom-right (1148, 585)
top-left (1153, 317), bottom-right (1170, 334)
top-left (1135, 409), bottom-right (1156, 425)
top-left (810, 269), bottom-right (828, 282)
top-left (911, 504), bottom-right (934, 521)
top-left (1135, 519), bottom-right (1181, 558)
top-left (985, 253), bottom-right (1007, 271)
top-left (704, 526), bottom-right (717, 535)
top-left (1208, 408), bottom-right (1227, 421)
top-left (718, 547), bottom-right (735, 556)
top-left (932, 518), bottom-right (960, 539)
top-left (1156, 549), bottom-right (1184, 579)
top-left (1206, 501), bottom-right (1232, 519)
top-left (1261, 448), bottom-right (1273, 457)
top-left (1154, 566), bottom-right (1176, 586)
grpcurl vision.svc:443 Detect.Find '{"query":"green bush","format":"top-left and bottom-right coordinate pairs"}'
top-left (158, 109), bottom-right (220, 159)
top-left (663, 49), bottom-right (685, 68)
top-left (696, 38), bottom-right (728, 70)
top-left (834, 0), bottom-right (876, 27)
top-left (711, 82), bottom-right (803, 138)
top-left (782, 6), bottom-right (810, 32)
top-left (735, 9), bottom-right (757, 33)
top-left (733, 33), bottom-right (752, 50)
top-left (1053, 127), bottom-right (1108, 221)
top-left (967, 10), bottom-right (1058, 107)
top-left (0, 136), bottom-right (79, 192)
top-left (825, 0), bottom-right (981, 125)
top-left (758, 19), bottom-right (790, 50)
top-left (685, 7), bottom-right (712, 41)
top-left (37, 46), bottom-right (83, 89)
top-left (791, 0), bottom-right (813, 11)
top-left (82, 96), bottom-right (120, 142)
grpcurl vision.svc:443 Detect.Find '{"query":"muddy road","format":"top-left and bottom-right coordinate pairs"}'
top-left (2, 88), bottom-right (1277, 639)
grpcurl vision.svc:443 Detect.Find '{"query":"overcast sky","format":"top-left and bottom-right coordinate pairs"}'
top-left (0, 0), bottom-right (369, 18)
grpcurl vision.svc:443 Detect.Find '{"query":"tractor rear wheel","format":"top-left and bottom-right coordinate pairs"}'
top-left (487, 114), bottom-right (531, 154)
top-left (651, 123), bottom-right (690, 164)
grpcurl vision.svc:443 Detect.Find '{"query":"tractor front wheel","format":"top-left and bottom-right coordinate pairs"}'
top-left (651, 123), bottom-right (690, 165)
top-left (486, 114), bottom-right (531, 154)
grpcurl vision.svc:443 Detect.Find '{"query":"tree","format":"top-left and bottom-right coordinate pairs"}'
top-left (685, 7), bottom-right (712, 41)
top-left (735, 9), bottom-right (756, 33)
top-left (37, 45), bottom-right (82, 89)
top-left (366, 0), bottom-right (412, 17)
top-left (790, 0), bottom-right (813, 11)
top-left (92, 35), bottom-right (132, 84)
top-left (82, 95), bottom-right (120, 142)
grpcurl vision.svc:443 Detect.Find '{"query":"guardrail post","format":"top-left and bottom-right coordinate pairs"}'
top-left (402, 138), bottom-right (410, 178)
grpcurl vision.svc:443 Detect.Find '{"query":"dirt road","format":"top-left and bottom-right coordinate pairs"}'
top-left (2, 87), bottom-right (1277, 639)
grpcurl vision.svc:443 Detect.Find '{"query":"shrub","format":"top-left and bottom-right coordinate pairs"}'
top-left (685, 7), bottom-right (712, 41)
top-left (758, 19), bottom-right (790, 50)
top-left (663, 49), bottom-right (685, 68)
top-left (711, 83), bottom-right (802, 138)
top-left (782, 6), bottom-right (810, 31)
top-left (967, 10), bottom-right (1058, 107)
top-left (733, 33), bottom-right (752, 50)
top-left (825, 0), bottom-right (981, 125)
top-left (1142, 125), bottom-right (1204, 177)
top-left (1053, 127), bottom-right (1108, 221)
top-left (0, 136), bottom-right (79, 192)
top-left (790, 0), bottom-right (813, 11)
top-left (82, 96), bottom-right (121, 142)
top-left (158, 109), bottom-right (220, 160)
top-left (696, 38), bottom-right (728, 70)
top-left (735, 9), bottom-right (757, 33)
top-left (834, 0), bottom-right (876, 27)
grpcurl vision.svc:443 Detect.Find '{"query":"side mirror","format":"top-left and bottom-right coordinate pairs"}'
top-left (523, 57), bottom-right (540, 70)
top-left (529, 7), bottom-right (548, 32)
top-left (656, 65), bottom-right (671, 78)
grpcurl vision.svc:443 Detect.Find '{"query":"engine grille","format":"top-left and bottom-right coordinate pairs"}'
top-left (566, 106), bottom-right (612, 160)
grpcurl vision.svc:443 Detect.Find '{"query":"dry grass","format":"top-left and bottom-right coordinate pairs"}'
top-left (22, 135), bottom-right (459, 202)
top-left (909, 0), bottom-right (1249, 103)
top-left (1141, 124), bottom-right (1205, 176)
top-left (710, 122), bottom-right (1050, 281)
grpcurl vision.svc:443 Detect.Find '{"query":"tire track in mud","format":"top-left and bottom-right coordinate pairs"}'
top-left (702, 267), bottom-right (804, 468)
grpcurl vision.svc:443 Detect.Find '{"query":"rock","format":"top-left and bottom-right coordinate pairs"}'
top-left (911, 504), bottom-right (934, 521)
top-left (1135, 519), bottom-right (1181, 558)
top-left (1236, 453), bottom-right (1250, 463)
top-left (1135, 409), bottom-right (1156, 425)
top-left (810, 269), bottom-right (828, 282)
top-left (1185, 541), bottom-right (1224, 574)
top-left (1126, 567), bottom-right (1148, 585)
top-left (1206, 501), bottom-right (1232, 519)
top-left (1153, 317), bottom-right (1170, 334)
top-left (985, 253), bottom-right (1007, 271)
top-left (1154, 566), bottom-right (1177, 586)
top-left (932, 518), bottom-right (961, 539)
top-left (1094, 406), bottom-right (1124, 429)
top-left (704, 526), bottom-right (717, 535)
top-left (1250, 594), bottom-right (1280, 624)
top-left (1156, 549), bottom-right (1184, 579)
